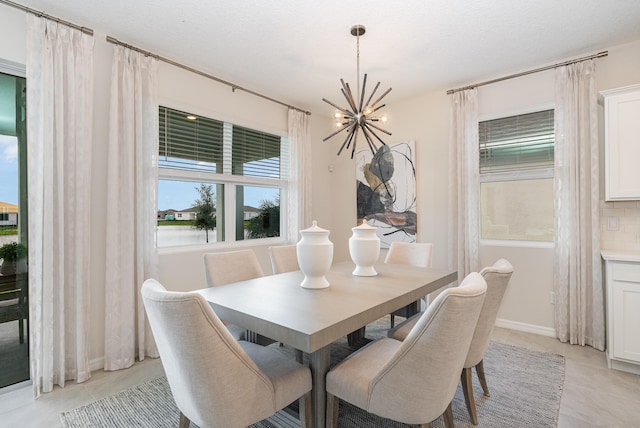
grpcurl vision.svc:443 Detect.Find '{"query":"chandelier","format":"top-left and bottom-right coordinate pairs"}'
top-left (322, 25), bottom-right (392, 158)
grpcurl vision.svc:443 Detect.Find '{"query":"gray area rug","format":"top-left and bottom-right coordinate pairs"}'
top-left (60, 318), bottom-right (564, 427)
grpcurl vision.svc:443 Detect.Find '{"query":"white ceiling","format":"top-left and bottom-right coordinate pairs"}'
top-left (15, 0), bottom-right (640, 113)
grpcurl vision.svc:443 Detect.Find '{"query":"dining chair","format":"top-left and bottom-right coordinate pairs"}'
top-left (388, 258), bottom-right (514, 425)
top-left (269, 244), bottom-right (299, 274)
top-left (0, 274), bottom-right (27, 344)
top-left (384, 242), bottom-right (434, 327)
top-left (326, 272), bottom-right (487, 428)
top-left (203, 249), bottom-right (274, 345)
top-left (141, 279), bottom-right (312, 428)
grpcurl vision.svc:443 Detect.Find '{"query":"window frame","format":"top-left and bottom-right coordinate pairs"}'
top-left (478, 105), bottom-right (555, 245)
top-left (157, 104), bottom-right (289, 252)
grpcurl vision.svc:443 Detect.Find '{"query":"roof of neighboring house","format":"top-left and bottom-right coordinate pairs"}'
top-left (244, 205), bottom-right (259, 213)
top-left (0, 202), bottom-right (18, 213)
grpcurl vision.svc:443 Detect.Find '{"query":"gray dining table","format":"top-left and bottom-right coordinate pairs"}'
top-left (196, 260), bottom-right (457, 428)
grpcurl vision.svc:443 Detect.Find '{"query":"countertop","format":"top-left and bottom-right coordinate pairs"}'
top-left (601, 249), bottom-right (640, 262)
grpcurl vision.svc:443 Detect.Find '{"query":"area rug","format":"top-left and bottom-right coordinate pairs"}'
top-left (60, 319), bottom-right (564, 427)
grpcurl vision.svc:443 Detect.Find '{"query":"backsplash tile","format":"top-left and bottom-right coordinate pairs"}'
top-left (600, 200), bottom-right (640, 251)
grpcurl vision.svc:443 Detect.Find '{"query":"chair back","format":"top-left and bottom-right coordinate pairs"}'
top-left (384, 242), bottom-right (433, 268)
top-left (465, 258), bottom-right (514, 367)
top-left (368, 272), bottom-right (486, 423)
top-left (141, 279), bottom-right (276, 428)
top-left (269, 244), bottom-right (299, 274)
top-left (204, 249), bottom-right (264, 287)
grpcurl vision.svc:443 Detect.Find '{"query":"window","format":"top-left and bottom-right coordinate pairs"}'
top-left (157, 106), bottom-right (287, 248)
top-left (479, 109), bottom-right (554, 242)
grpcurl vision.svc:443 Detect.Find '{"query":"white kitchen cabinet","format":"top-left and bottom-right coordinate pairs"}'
top-left (600, 84), bottom-right (640, 201)
top-left (602, 251), bottom-right (640, 375)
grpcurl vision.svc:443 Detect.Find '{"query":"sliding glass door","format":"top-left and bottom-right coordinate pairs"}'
top-left (0, 70), bottom-right (29, 389)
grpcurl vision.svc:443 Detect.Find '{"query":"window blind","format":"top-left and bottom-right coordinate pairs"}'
top-left (479, 109), bottom-right (554, 173)
top-left (159, 106), bottom-right (223, 172)
top-left (159, 106), bottom-right (285, 180)
top-left (230, 125), bottom-right (282, 179)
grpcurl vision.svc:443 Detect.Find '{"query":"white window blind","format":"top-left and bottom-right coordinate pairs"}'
top-left (479, 109), bottom-right (554, 174)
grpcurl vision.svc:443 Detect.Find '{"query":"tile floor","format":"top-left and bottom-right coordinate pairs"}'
top-left (0, 327), bottom-right (639, 428)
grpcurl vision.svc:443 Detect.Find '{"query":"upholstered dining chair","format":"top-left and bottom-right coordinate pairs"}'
top-left (388, 258), bottom-right (514, 425)
top-left (141, 279), bottom-right (312, 428)
top-left (269, 244), bottom-right (299, 274)
top-left (384, 242), bottom-right (434, 327)
top-left (203, 249), bottom-right (274, 345)
top-left (326, 272), bottom-right (487, 428)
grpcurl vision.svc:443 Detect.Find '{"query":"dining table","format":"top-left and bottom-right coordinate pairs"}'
top-left (196, 260), bottom-right (457, 428)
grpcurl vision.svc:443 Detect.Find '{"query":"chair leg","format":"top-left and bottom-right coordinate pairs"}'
top-left (443, 401), bottom-right (455, 428)
top-left (299, 391), bottom-right (312, 428)
top-left (461, 367), bottom-right (478, 425)
top-left (390, 314), bottom-right (395, 328)
top-left (179, 411), bottom-right (190, 428)
top-left (476, 359), bottom-right (490, 397)
top-left (19, 318), bottom-right (24, 344)
top-left (326, 393), bottom-right (339, 428)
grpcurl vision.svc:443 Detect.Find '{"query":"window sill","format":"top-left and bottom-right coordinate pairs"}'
top-left (480, 239), bottom-right (554, 249)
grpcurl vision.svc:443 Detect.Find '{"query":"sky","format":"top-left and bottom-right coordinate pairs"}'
top-left (0, 135), bottom-right (18, 205)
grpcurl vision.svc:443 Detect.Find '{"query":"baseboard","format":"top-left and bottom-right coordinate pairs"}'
top-left (495, 318), bottom-right (557, 338)
top-left (90, 356), bottom-right (105, 372)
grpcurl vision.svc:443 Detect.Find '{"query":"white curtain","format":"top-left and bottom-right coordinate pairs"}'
top-left (26, 15), bottom-right (94, 395)
top-left (448, 89), bottom-right (480, 281)
top-left (554, 60), bottom-right (604, 350)
top-left (104, 46), bottom-right (160, 370)
top-left (287, 109), bottom-right (312, 240)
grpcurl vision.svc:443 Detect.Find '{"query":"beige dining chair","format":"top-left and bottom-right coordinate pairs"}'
top-left (326, 272), bottom-right (487, 428)
top-left (141, 279), bottom-right (312, 428)
top-left (203, 249), bottom-right (274, 345)
top-left (384, 242), bottom-right (434, 327)
top-left (269, 244), bottom-right (299, 274)
top-left (388, 258), bottom-right (514, 425)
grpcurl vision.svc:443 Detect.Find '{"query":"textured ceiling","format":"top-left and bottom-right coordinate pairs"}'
top-left (14, 0), bottom-right (640, 113)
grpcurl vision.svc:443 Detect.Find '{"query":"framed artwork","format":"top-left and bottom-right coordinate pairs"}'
top-left (355, 140), bottom-right (417, 248)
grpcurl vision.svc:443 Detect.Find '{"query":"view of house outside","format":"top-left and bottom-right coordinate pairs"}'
top-left (156, 179), bottom-right (279, 247)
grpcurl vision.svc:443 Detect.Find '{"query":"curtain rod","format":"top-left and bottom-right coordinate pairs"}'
top-left (0, 0), bottom-right (93, 35)
top-left (106, 36), bottom-right (311, 116)
top-left (446, 51), bottom-right (608, 95)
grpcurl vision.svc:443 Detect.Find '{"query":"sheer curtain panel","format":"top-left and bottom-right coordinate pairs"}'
top-left (553, 60), bottom-right (604, 350)
top-left (287, 109), bottom-right (312, 239)
top-left (26, 15), bottom-right (94, 396)
top-left (104, 46), bottom-right (160, 370)
top-left (449, 89), bottom-right (480, 280)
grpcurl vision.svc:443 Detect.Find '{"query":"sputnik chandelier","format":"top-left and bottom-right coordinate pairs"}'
top-left (322, 25), bottom-right (392, 158)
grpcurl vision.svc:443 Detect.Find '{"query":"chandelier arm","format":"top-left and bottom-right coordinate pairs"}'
top-left (364, 126), bottom-right (388, 148)
top-left (350, 126), bottom-right (360, 159)
top-left (364, 81), bottom-right (381, 109)
top-left (322, 120), bottom-right (353, 142)
top-left (341, 79), bottom-right (358, 112)
top-left (322, 98), bottom-right (353, 117)
top-left (361, 124), bottom-right (379, 155)
top-left (358, 73), bottom-right (368, 112)
top-left (365, 126), bottom-right (390, 147)
top-left (337, 123), bottom-right (357, 156)
top-left (370, 87), bottom-right (392, 109)
top-left (371, 104), bottom-right (386, 114)
top-left (366, 120), bottom-right (393, 136)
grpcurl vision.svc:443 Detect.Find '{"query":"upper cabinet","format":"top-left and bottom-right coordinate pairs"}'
top-left (600, 84), bottom-right (640, 201)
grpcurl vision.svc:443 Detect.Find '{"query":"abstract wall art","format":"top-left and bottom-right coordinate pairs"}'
top-left (355, 140), bottom-right (417, 248)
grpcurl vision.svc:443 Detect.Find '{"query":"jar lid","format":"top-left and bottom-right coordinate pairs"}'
top-left (301, 220), bottom-right (329, 234)
top-left (352, 222), bottom-right (377, 231)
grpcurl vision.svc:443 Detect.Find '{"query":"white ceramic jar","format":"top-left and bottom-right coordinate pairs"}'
top-left (296, 220), bottom-right (334, 289)
top-left (349, 222), bottom-right (380, 276)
